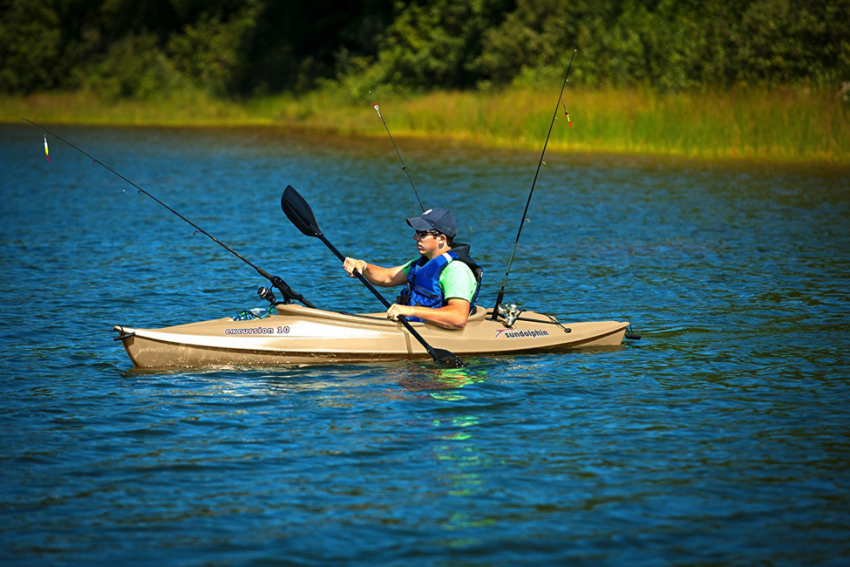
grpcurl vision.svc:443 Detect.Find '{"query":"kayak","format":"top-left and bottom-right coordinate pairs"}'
top-left (31, 126), bottom-right (632, 370)
top-left (114, 303), bottom-right (629, 368)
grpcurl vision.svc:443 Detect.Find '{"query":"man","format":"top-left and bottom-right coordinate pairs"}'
top-left (343, 207), bottom-right (482, 329)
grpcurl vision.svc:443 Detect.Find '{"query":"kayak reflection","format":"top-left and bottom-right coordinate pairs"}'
top-left (393, 363), bottom-right (488, 392)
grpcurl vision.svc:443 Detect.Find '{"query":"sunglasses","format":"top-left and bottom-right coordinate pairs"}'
top-left (415, 229), bottom-right (441, 238)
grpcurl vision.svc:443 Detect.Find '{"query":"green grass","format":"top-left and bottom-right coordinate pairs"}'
top-left (3, 86), bottom-right (847, 165)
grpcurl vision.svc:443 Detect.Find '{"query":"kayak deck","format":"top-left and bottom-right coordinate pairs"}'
top-left (114, 304), bottom-right (629, 368)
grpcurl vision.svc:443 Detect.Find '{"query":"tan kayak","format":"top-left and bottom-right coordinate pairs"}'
top-left (114, 304), bottom-right (629, 368)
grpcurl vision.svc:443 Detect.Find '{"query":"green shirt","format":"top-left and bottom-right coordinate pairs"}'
top-left (402, 255), bottom-right (477, 303)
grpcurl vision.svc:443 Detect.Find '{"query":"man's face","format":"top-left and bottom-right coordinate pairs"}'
top-left (413, 229), bottom-right (446, 259)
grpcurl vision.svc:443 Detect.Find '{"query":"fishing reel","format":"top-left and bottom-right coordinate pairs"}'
top-left (498, 303), bottom-right (523, 327)
top-left (231, 285), bottom-right (278, 321)
top-left (257, 285), bottom-right (277, 305)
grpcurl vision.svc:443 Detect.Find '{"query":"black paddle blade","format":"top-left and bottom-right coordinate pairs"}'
top-left (281, 185), bottom-right (321, 237)
top-left (433, 349), bottom-right (464, 368)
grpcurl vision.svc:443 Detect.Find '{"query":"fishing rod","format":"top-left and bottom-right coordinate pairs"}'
top-left (491, 50), bottom-right (576, 320)
top-left (370, 91), bottom-right (426, 212)
top-left (22, 118), bottom-right (314, 308)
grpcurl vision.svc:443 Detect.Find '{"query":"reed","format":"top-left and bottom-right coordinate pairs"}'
top-left (326, 86), bottom-right (849, 164)
top-left (0, 91), bottom-right (262, 126)
top-left (3, 85), bottom-right (847, 164)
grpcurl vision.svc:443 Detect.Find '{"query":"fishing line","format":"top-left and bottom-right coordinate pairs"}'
top-left (23, 118), bottom-right (314, 308)
top-left (491, 50), bottom-right (577, 320)
top-left (369, 91), bottom-right (426, 212)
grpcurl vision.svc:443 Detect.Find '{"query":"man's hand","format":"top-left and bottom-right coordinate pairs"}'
top-left (386, 303), bottom-right (415, 321)
top-left (343, 257), bottom-right (366, 278)
top-left (386, 300), bottom-right (469, 329)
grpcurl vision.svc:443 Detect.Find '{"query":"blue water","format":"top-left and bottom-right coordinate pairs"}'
top-left (1, 123), bottom-right (849, 565)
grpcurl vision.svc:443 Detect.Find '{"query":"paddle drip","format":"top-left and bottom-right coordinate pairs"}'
top-left (22, 118), bottom-right (314, 309)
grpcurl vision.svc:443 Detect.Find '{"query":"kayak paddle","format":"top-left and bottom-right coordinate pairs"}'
top-left (280, 185), bottom-right (464, 368)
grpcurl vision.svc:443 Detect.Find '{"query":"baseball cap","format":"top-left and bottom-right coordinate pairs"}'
top-left (406, 208), bottom-right (457, 238)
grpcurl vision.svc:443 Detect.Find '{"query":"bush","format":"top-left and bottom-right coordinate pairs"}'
top-left (0, 1), bottom-right (61, 93)
top-left (84, 33), bottom-right (187, 100)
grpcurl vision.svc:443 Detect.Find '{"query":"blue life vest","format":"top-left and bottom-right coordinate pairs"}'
top-left (401, 244), bottom-right (483, 322)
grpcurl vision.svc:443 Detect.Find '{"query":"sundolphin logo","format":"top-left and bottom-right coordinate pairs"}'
top-left (494, 328), bottom-right (550, 339)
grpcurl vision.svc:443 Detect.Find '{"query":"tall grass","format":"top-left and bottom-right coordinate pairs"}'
top-left (3, 86), bottom-right (847, 164)
top-left (331, 87), bottom-right (848, 164)
top-left (1, 91), bottom-right (259, 126)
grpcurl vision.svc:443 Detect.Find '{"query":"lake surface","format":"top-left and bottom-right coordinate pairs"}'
top-left (1, 123), bottom-right (849, 565)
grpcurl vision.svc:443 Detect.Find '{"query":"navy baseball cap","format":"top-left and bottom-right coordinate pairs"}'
top-left (406, 208), bottom-right (457, 238)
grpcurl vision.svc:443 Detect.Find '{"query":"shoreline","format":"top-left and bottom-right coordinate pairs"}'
top-left (3, 88), bottom-right (847, 167)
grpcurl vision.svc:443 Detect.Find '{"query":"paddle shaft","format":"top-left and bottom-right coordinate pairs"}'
top-left (490, 50), bottom-right (576, 319)
top-left (315, 233), bottom-right (448, 359)
top-left (24, 118), bottom-right (313, 307)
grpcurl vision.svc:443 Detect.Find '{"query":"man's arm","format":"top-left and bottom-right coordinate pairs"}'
top-left (386, 299), bottom-right (470, 330)
top-left (343, 257), bottom-right (408, 287)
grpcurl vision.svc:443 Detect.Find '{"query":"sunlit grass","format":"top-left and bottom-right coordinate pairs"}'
top-left (359, 87), bottom-right (849, 164)
top-left (2, 91), bottom-right (260, 126)
top-left (3, 85), bottom-right (847, 164)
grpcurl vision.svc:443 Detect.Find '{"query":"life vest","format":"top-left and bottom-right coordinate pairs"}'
top-left (400, 244), bottom-right (483, 322)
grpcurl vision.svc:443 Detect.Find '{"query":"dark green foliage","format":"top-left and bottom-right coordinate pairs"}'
top-left (167, 3), bottom-right (260, 96)
top-left (0, 0), bottom-right (846, 97)
top-left (471, 0), bottom-right (850, 90)
top-left (0, 0), bottom-right (395, 96)
top-left (86, 32), bottom-right (195, 100)
top-left (235, 1), bottom-right (392, 95)
top-left (366, 0), bottom-right (515, 89)
top-left (0, 0), bottom-right (62, 92)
